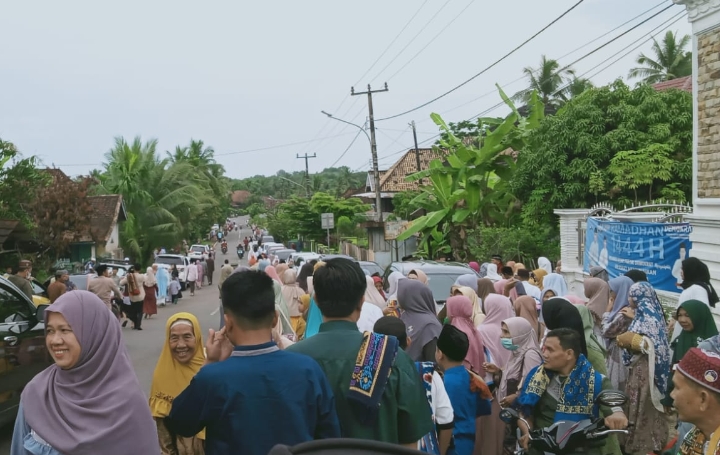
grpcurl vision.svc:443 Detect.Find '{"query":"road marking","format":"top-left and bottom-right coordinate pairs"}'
top-left (210, 307), bottom-right (220, 316)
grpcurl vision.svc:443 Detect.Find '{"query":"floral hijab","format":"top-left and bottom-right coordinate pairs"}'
top-left (622, 282), bottom-right (671, 394)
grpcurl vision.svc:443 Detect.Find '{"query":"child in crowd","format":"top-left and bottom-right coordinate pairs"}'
top-left (169, 276), bottom-right (181, 305)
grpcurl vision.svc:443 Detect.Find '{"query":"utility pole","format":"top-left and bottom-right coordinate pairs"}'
top-left (296, 153), bottom-right (316, 197)
top-left (352, 83), bottom-right (388, 223)
top-left (410, 120), bottom-right (422, 185)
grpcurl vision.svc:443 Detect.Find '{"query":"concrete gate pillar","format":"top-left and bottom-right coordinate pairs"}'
top-left (674, 1), bottom-right (720, 301)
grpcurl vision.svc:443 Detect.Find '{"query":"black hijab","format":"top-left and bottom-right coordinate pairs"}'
top-left (624, 269), bottom-right (648, 283)
top-left (681, 257), bottom-right (719, 307)
top-left (297, 263), bottom-right (314, 293)
top-left (542, 298), bottom-right (588, 357)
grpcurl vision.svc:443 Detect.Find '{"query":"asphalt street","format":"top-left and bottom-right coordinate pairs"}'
top-left (0, 216), bottom-right (252, 451)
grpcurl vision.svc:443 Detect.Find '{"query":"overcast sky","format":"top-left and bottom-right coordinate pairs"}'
top-left (0, 0), bottom-right (691, 180)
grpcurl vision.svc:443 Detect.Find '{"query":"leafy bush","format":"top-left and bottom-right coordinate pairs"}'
top-left (466, 226), bottom-right (560, 269)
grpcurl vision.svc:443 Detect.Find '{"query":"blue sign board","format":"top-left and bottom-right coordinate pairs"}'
top-left (584, 218), bottom-right (693, 293)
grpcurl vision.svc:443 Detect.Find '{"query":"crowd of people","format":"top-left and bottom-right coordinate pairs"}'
top-left (8, 247), bottom-right (720, 455)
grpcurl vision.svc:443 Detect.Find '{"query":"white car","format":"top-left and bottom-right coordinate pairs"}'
top-left (291, 252), bottom-right (321, 267)
top-left (211, 224), bottom-right (219, 231)
top-left (188, 244), bottom-right (210, 260)
top-left (155, 254), bottom-right (191, 288)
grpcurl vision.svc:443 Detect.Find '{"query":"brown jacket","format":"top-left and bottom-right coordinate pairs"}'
top-left (47, 280), bottom-right (67, 303)
top-left (88, 276), bottom-right (122, 307)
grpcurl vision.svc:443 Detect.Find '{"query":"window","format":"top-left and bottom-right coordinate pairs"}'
top-left (0, 286), bottom-right (33, 333)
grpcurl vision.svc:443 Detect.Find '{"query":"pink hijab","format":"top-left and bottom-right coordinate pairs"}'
top-left (478, 294), bottom-right (514, 369)
top-left (446, 295), bottom-right (486, 376)
top-left (264, 265), bottom-right (282, 285)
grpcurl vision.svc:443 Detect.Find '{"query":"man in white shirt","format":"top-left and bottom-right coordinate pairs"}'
top-left (374, 316), bottom-right (454, 454)
top-left (186, 259), bottom-right (199, 296)
top-left (517, 269), bottom-right (542, 304)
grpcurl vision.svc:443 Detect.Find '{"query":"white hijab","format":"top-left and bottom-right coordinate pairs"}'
top-left (364, 275), bottom-right (387, 309)
top-left (485, 263), bottom-right (502, 282)
top-left (386, 271), bottom-right (407, 302)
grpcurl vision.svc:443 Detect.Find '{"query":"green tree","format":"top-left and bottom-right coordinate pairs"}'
top-left (398, 87), bottom-right (545, 261)
top-left (94, 136), bottom-right (224, 265)
top-left (512, 80), bottom-right (692, 227)
top-left (628, 30), bottom-right (692, 84)
top-left (0, 138), bottom-right (47, 226)
top-left (514, 55), bottom-right (573, 110)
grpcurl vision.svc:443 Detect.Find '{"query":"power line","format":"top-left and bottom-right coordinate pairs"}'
top-left (385, 0), bottom-right (476, 82)
top-left (297, 0), bottom-right (431, 156)
top-left (423, 0), bottom-right (673, 120)
top-left (370, 0), bottom-right (454, 84)
top-left (212, 131), bottom-right (358, 157)
top-left (366, 7), bottom-right (686, 170)
top-left (376, 0), bottom-right (588, 121)
top-left (329, 127), bottom-right (366, 168)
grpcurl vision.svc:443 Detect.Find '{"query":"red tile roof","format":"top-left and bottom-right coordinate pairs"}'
top-left (652, 76), bottom-right (692, 93)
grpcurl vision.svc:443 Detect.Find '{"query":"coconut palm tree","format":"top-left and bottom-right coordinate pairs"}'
top-left (514, 55), bottom-right (573, 110)
top-left (628, 30), bottom-right (692, 84)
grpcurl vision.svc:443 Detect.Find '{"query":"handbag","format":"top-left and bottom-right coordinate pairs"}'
top-left (616, 331), bottom-right (644, 353)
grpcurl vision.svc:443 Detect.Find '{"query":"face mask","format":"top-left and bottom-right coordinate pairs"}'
top-left (501, 338), bottom-right (519, 351)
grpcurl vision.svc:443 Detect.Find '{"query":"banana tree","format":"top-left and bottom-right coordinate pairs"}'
top-left (397, 86), bottom-right (544, 260)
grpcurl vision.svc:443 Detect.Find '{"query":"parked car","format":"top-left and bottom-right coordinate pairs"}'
top-left (155, 254), bottom-right (191, 289)
top-left (187, 244), bottom-right (210, 261)
top-left (29, 278), bottom-right (50, 306)
top-left (0, 275), bottom-right (51, 427)
top-left (383, 261), bottom-right (478, 308)
top-left (99, 260), bottom-right (131, 279)
top-left (261, 235), bottom-right (275, 244)
top-left (291, 252), bottom-right (321, 267)
top-left (68, 273), bottom-right (92, 291)
top-left (273, 249), bottom-right (297, 262)
top-left (358, 261), bottom-right (384, 277)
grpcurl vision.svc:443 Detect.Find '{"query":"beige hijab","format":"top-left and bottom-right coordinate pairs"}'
top-left (408, 269), bottom-right (429, 284)
top-left (364, 275), bottom-right (387, 308)
top-left (456, 285), bottom-right (485, 325)
top-left (583, 277), bottom-right (610, 325)
top-left (281, 269), bottom-right (305, 317)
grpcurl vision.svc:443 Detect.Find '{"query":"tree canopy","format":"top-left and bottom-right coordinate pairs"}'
top-left (512, 80), bottom-right (692, 227)
top-left (231, 166), bottom-right (366, 201)
top-left (628, 30), bottom-right (692, 85)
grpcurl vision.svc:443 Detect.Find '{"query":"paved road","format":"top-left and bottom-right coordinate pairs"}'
top-left (0, 216), bottom-right (252, 450)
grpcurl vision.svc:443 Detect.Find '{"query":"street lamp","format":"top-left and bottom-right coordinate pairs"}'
top-left (321, 110), bottom-right (383, 222)
top-left (277, 176), bottom-right (309, 194)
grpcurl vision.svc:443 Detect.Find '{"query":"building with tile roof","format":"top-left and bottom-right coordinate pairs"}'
top-left (652, 75), bottom-right (692, 93)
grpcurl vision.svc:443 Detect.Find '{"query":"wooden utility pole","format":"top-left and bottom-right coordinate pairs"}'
top-left (410, 120), bottom-right (422, 185)
top-left (296, 153), bottom-right (316, 197)
top-left (352, 83), bottom-right (388, 223)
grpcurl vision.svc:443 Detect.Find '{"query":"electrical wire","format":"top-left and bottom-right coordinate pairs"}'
top-left (212, 131), bottom-right (359, 157)
top-left (370, 0), bottom-right (454, 84)
top-left (297, 0), bottom-right (433, 156)
top-left (366, 7), bottom-right (687, 169)
top-left (328, 127), bottom-right (366, 168)
top-left (385, 0), bottom-right (477, 82)
top-left (376, 0), bottom-right (588, 121)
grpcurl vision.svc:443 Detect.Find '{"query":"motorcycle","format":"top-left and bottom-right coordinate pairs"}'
top-left (500, 390), bottom-right (629, 455)
top-left (221, 242), bottom-right (228, 254)
top-left (237, 246), bottom-right (244, 259)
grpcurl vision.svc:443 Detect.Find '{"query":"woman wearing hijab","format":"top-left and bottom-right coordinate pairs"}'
top-left (303, 261), bottom-right (326, 339)
top-left (398, 279), bottom-right (443, 362)
top-left (275, 263), bottom-right (289, 278)
top-left (542, 298), bottom-right (588, 358)
top-left (583, 277), bottom-right (610, 337)
top-left (386, 270), bottom-right (407, 303)
top-left (514, 295), bottom-right (544, 342)
top-left (357, 276), bottom-right (385, 333)
top-left (468, 261), bottom-right (480, 274)
top-left (574, 305), bottom-right (608, 375)
top-left (150, 313), bottom-right (205, 455)
top-left (144, 265), bottom-right (159, 319)
top-left (617, 282), bottom-right (670, 454)
top-left (156, 265), bottom-right (170, 306)
top-left (264, 265), bottom-right (282, 285)
top-left (537, 257), bottom-right (552, 274)
top-left (296, 263), bottom-right (313, 294)
top-left (529, 268), bottom-right (547, 290)
top-left (589, 266), bottom-right (610, 282)
top-left (408, 269), bottom-right (429, 285)
top-left (372, 276), bottom-right (385, 300)
top-left (663, 300), bottom-right (718, 404)
top-left (257, 259), bottom-right (271, 273)
top-left (445, 295), bottom-right (486, 375)
top-left (196, 259), bottom-right (204, 289)
top-left (474, 294), bottom-right (514, 455)
top-left (671, 258), bottom-right (720, 343)
top-left (476, 278), bottom-right (495, 313)
top-left (484, 264), bottom-right (502, 283)
top-left (11, 291), bottom-right (159, 455)
top-left (281, 269), bottom-right (306, 337)
top-left (363, 275), bottom-right (386, 309)
top-left (512, 263), bottom-right (526, 275)
top-left (602, 276), bottom-right (634, 391)
top-left (541, 273), bottom-right (568, 299)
